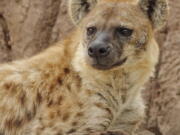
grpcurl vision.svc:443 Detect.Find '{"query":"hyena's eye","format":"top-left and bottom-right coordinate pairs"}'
top-left (116, 27), bottom-right (133, 37)
top-left (87, 26), bottom-right (97, 36)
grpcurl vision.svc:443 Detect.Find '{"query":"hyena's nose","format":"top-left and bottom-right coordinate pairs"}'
top-left (88, 44), bottom-right (110, 57)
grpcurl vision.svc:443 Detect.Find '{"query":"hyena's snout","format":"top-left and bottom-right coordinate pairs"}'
top-left (88, 42), bottom-right (111, 58)
top-left (86, 32), bottom-right (118, 70)
top-left (88, 32), bottom-right (112, 58)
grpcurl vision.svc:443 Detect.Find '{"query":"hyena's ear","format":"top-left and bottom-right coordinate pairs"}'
top-left (138, 0), bottom-right (168, 30)
top-left (69, 0), bottom-right (98, 25)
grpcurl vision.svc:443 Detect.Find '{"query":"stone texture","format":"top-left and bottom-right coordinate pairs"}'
top-left (144, 0), bottom-right (180, 134)
top-left (0, 0), bottom-right (73, 60)
top-left (0, 0), bottom-right (179, 135)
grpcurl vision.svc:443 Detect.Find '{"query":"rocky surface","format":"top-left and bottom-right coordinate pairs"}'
top-left (0, 0), bottom-right (73, 60)
top-left (0, 0), bottom-right (179, 135)
top-left (145, 0), bottom-right (180, 134)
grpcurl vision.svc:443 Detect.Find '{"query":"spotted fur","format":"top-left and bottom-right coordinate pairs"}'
top-left (0, 0), bottom-right (168, 135)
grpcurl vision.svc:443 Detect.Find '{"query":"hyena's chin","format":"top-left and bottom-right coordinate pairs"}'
top-left (86, 57), bottom-right (128, 70)
top-left (111, 57), bottom-right (127, 68)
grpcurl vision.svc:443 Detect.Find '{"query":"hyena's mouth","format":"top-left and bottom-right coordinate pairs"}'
top-left (92, 57), bottom-right (127, 70)
top-left (112, 57), bottom-right (127, 67)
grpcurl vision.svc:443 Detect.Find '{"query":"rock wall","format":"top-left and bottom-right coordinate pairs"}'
top-left (0, 0), bottom-right (179, 135)
top-left (0, 0), bottom-right (73, 61)
top-left (145, 0), bottom-right (180, 134)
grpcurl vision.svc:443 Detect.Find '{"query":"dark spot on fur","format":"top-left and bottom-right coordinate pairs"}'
top-left (56, 133), bottom-right (62, 135)
top-left (3, 82), bottom-right (18, 94)
top-left (57, 96), bottom-right (64, 105)
top-left (71, 121), bottom-right (78, 126)
top-left (19, 92), bottom-right (26, 106)
top-left (96, 93), bottom-right (107, 101)
top-left (105, 108), bottom-right (113, 119)
top-left (44, 73), bottom-right (50, 78)
top-left (14, 119), bottom-right (23, 127)
top-left (85, 128), bottom-right (93, 132)
top-left (94, 102), bottom-right (104, 108)
top-left (67, 84), bottom-right (71, 91)
top-left (77, 102), bottom-right (83, 108)
top-left (75, 75), bottom-right (82, 88)
top-left (94, 102), bottom-right (113, 120)
top-left (64, 68), bottom-right (70, 74)
top-left (5, 120), bottom-right (12, 129)
top-left (49, 84), bottom-right (55, 90)
top-left (121, 94), bottom-right (126, 104)
top-left (57, 110), bottom-right (61, 116)
top-left (86, 89), bottom-right (93, 96)
top-left (36, 92), bottom-right (42, 104)
top-left (26, 111), bottom-right (34, 121)
top-left (106, 83), bottom-right (113, 88)
top-left (121, 88), bottom-right (126, 91)
top-left (76, 112), bottom-right (84, 117)
top-left (26, 104), bottom-right (36, 121)
top-left (47, 100), bottom-right (53, 107)
top-left (5, 119), bottom-right (23, 129)
top-left (39, 117), bottom-right (42, 121)
top-left (57, 77), bottom-right (63, 85)
top-left (105, 107), bottom-right (111, 114)
top-left (3, 83), bottom-right (11, 89)
top-left (67, 129), bottom-right (76, 134)
top-left (49, 112), bottom-right (55, 119)
top-left (62, 113), bottom-right (70, 122)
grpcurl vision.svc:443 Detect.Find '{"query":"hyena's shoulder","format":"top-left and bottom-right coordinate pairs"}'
top-left (0, 42), bottom-right (75, 134)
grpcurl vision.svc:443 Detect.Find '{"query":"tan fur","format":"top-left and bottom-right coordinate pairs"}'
top-left (0, 0), bottom-right (167, 135)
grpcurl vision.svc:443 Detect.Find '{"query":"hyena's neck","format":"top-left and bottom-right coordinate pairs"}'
top-left (72, 42), bottom-right (156, 112)
top-left (73, 45), bottom-right (141, 91)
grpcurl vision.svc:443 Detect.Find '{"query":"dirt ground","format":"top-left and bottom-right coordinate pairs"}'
top-left (0, 0), bottom-right (179, 135)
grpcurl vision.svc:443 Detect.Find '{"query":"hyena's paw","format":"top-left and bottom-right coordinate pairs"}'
top-left (90, 130), bottom-right (128, 135)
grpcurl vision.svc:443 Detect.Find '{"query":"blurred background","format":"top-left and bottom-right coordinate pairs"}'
top-left (0, 0), bottom-right (179, 135)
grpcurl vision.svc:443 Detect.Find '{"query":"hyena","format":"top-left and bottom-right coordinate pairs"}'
top-left (0, 0), bottom-right (168, 135)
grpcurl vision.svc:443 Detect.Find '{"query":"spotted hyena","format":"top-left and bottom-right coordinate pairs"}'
top-left (0, 0), bottom-right (168, 135)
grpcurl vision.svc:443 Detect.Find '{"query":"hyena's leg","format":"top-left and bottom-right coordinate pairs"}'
top-left (90, 109), bottom-right (142, 135)
top-left (109, 98), bottom-right (145, 135)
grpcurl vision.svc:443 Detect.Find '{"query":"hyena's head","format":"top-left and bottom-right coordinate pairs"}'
top-left (69, 0), bottom-right (168, 70)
